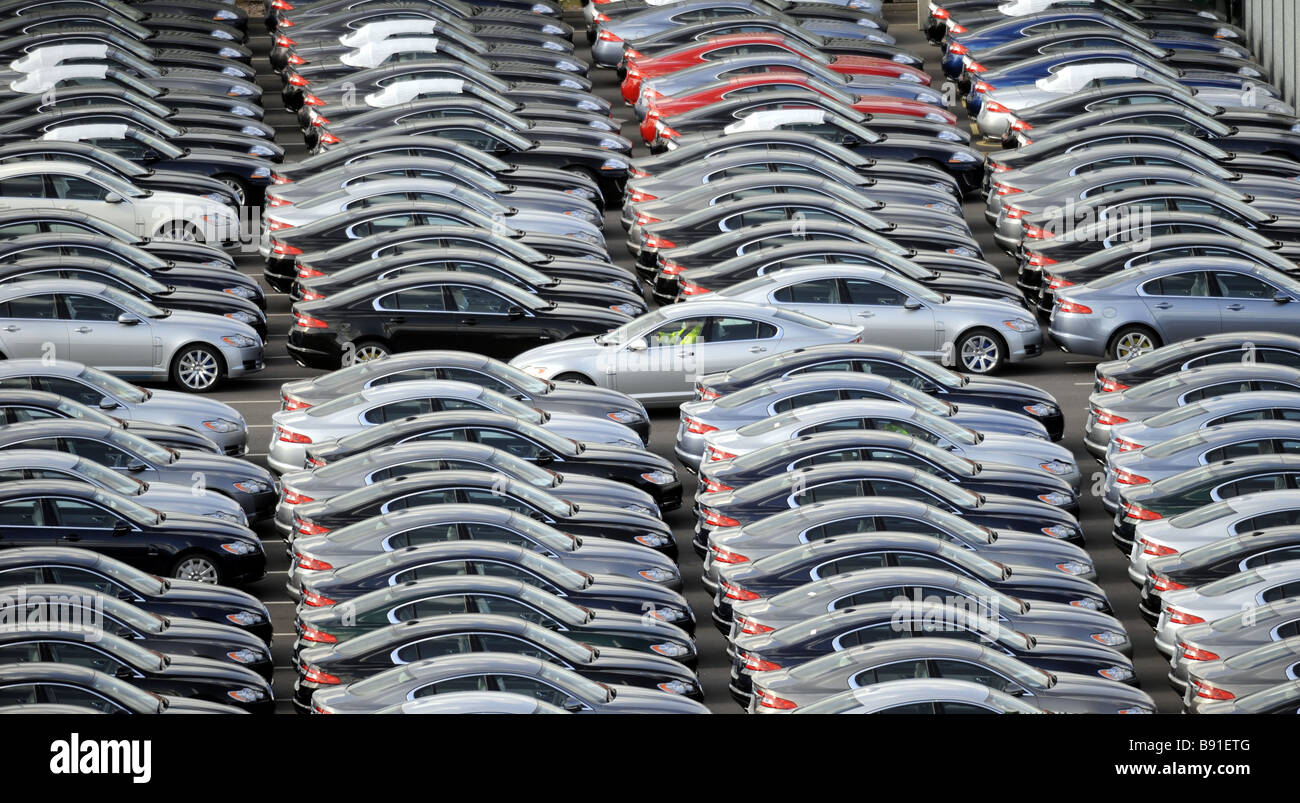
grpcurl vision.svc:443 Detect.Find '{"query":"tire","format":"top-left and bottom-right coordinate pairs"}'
top-left (172, 552), bottom-right (222, 585)
top-left (344, 339), bottom-right (391, 366)
top-left (214, 174), bottom-right (250, 206)
top-left (955, 328), bottom-right (1006, 375)
top-left (1108, 325), bottom-right (1161, 361)
top-left (156, 220), bottom-right (204, 243)
top-left (170, 343), bottom-right (224, 392)
top-left (553, 372), bottom-right (594, 385)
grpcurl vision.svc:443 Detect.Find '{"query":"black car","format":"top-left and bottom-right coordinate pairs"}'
top-left (0, 547), bottom-right (271, 642)
top-left (0, 480), bottom-right (265, 585)
top-left (1139, 527), bottom-right (1300, 626)
top-left (295, 540), bottom-right (695, 631)
top-left (729, 600), bottom-right (1134, 703)
top-left (292, 575), bottom-right (695, 663)
top-left (695, 461), bottom-right (1083, 546)
top-left (0, 388), bottom-right (220, 454)
top-left (0, 582), bottom-right (272, 678)
top-left (1094, 332), bottom-right (1300, 394)
top-left (302, 410), bottom-right (679, 508)
top-left (0, 662), bottom-right (244, 713)
top-left (694, 342), bottom-right (1064, 439)
top-left (1114, 455), bottom-right (1300, 550)
top-left (0, 626), bottom-right (274, 713)
top-left (288, 470), bottom-right (676, 557)
top-left (0, 259), bottom-right (268, 339)
top-left (287, 271), bottom-right (630, 369)
top-left (0, 419), bottom-right (278, 522)
top-left (0, 10), bottom-right (245, 59)
top-left (293, 613), bottom-right (700, 711)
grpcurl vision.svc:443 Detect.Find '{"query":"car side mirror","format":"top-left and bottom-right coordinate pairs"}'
top-left (112, 520), bottom-right (129, 536)
top-left (104, 192), bottom-right (123, 204)
top-left (117, 312), bottom-right (141, 326)
top-left (125, 458), bottom-right (147, 472)
top-left (1274, 292), bottom-right (1293, 304)
top-left (534, 451), bottom-right (554, 465)
top-left (561, 697), bottom-right (585, 712)
top-left (626, 336), bottom-right (648, 352)
top-left (99, 397), bottom-right (121, 410)
top-left (903, 298), bottom-right (922, 311)
top-left (507, 305), bottom-right (525, 320)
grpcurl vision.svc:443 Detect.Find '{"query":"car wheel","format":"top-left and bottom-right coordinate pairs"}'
top-left (172, 553), bottom-right (222, 585)
top-left (171, 344), bottom-right (224, 392)
top-left (156, 220), bottom-right (204, 242)
top-left (1109, 326), bottom-right (1160, 361)
top-left (955, 329), bottom-right (1005, 374)
top-left (215, 174), bottom-right (249, 206)
top-left (346, 340), bottom-right (391, 365)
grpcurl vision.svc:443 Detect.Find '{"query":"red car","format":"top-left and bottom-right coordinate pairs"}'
top-left (639, 73), bottom-right (955, 144)
top-left (621, 33), bottom-right (929, 104)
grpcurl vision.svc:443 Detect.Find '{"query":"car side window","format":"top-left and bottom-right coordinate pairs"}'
top-left (383, 524), bottom-right (458, 549)
top-left (390, 596), bottom-right (471, 621)
top-left (772, 389), bottom-right (840, 413)
top-left (1205, 440), bottom-right (1274, 462)
top-left (932, 659), bottom-right (1016, 691)
top-left (867, 480), bottom-right (934, 504)
top-left (368, 368), bottom-right (440, 387)
top-left (1142, 272), bottom-right (1208, 297)
top-left (5, 293), bottom-right (59, 320)
top-left (43, 642), bottom-right (130, 675)
top-left (61, 438), bottom-right (135, 469)
top-left (774, 279), bottom-right (841, 304)
top-left (61, 294), bottom-right (124, 322)
top-left (0, 499), bottom-right (44, 526)
top-left (48, 499), bottom-right (119, 528)
top-left (795, 480), bottom-right (864, 504)
top-left (706, 317), bottom-right (776, 343)
top-left (394, 634), bottom-right (472, 663)
top-left (1235, 510), bottom-right (1300, 532)
top-left (1261, 581), bottom-right (1300, 604)
top-left (804, 516), bottom-right (876, 541)
top-left (1242, 546), bottom-right (1300, 569)
top-left (48, 176), bottom-right (108, 201)
top-left (439, 368), bottom-right (514, 395)
top-left (34, 377), bottom-right (102, 406)
top-left (42, 685), bottom-right (128, 713)
top-left (378, 286), bottom-right (447, 312)
top-left (472, 430), bottom-right (542, 459)
top-left (1213, 272), bottom-right (1278, 300)
top-left (450, 286), bottom-right (512, 314)
top-left (868, 418), bottom-right (939, 444)
top-left (1182, 382), bottom-right (1252, 404)
top-left (807, 417), bottom-right (868, 434)
top-left (363, 399), bottom-right (433, 424)
top-left (492, 675), bottom-right (573, 707)
top-left (472, 596), bottom-right (556, 627)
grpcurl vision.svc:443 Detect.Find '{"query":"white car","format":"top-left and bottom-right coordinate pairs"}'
top-left (266, 380), bottom-right (642, 473)
top-left (0, 161), bottom-right (239, 244)
top-left (1154, 560), bottom-right (1300, 656)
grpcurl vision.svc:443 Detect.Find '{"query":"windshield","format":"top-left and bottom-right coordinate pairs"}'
top-left (73, 458), bottom-right (143, 495)
top-left (537, 660), bottom-right (612, 702)
top-left (1236, 680), bottom-right (1300, 713)
top-left (107, 429), bottom-right (173, 465)
top-left (91, 488), bottom-right (160, 525)
top-left (85, 167), bottom-right (145, 199)
top-left (505, 481), bottom-right (574, 519)
top-left (1223, 638), bottom-right (1300, 670)
top-left (96, 285), bottom-right (165, 319)
top-left (53, 397), bottom-right (118, 426)
top-left (79, 367), bottom-right (147, 404)
top-left (899, 350), bottom-right (964, 386)
top-left (1196, 569), bottom-right (1262, 597)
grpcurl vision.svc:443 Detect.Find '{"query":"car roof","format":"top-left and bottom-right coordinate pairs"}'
top-left (0, 418), bottom-right (117, 443)
top-left (0, 278), bottom-right (119, 299)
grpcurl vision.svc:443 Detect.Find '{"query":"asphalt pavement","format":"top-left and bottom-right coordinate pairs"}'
top-left (213, 8), bottom-right (1182, 713)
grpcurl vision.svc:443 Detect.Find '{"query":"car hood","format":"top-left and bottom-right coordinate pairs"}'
top-left (601, 683), bottom-right (708, 713)
top-left (1039, 671), bottom-right (1155, 712)
top-left (137, 389), bottom-right (246, 428)
top-left (538, 382), bottom-right (646, 417)
top-left (948, 407), bottom-right (1048, 439)
top-left (959, 374), bottom-right (1058, 405)
top-left (541, 410), bottom-right (641, 446)
top-left (512, 335), bottom-right (603, 367)
top-left (155, 652), bottom-right (271, 688)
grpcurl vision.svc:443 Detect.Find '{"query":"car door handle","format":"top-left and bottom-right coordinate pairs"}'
top-left (1225, 303), bottom-right (1245, 311)
top-left (459, 318), bottom-right (477, 325)
top-left (1153, 302), bottom-right (1173, 310)
top-left (385, 317), bottom-right (405, 324)
top-left (749, 346), bottom-right (767, 353)
top-left (857, 311), bottom-right (875, 318)
top-left (60, 533), bottom-right (80, 542)
top-left (73, 326), bottom-right (92, 334)
top-left (1, 325), bottom-right (17, 332)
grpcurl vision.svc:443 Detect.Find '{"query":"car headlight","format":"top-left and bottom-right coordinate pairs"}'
top-left (1091, 631), bottom-right (1129, 647)
top-left (1117, 706), bottom-right (1152, 714)
top-left (600, 158), bottom-right (628, 171)
top-left (248, 144), bottom-right (275, 156)
top-left (219, 47), bottom-right (243, 58)
top-left (542, 24), bottom-right (565, 34)
top-left (565, 188), bottom-right (597, 201)
top-left (226, 611), bottom-right (264, 626)
top-left (225, 286), bottom-right (256, 298)
top-left (251, 166), bottom-right (271, 179)
top-left (226, 648), bottom-right (263, 664)
top-left (611, 280), bottom-right (635, 292)
top-left (520, 365), bottom-right (552, 378)
top-left (610, 303), bottom-right (641, 316)
top-left (556, 61), bottom-right (581, 72)
top-left (948, 150), bottom-right (980, 163)
top-left (1071, 598), bottom-right (1106, 611)
top-left (938, 130), bottom-right (963, 141)
top-left (598, 138), bottom-right (625, 150)
top-left (240, 125), bottom-right (266, 136)
top-left (201, 193), bottom-right (227, 203)
top-left (543, 40), bottom-right (564, 51)
top-left (225, 312), bottom-right (258, 325)
top-left (628, 504), bottom-right (657, 516)
top-left (1055, 560), bottom-right (1093, 576)
top-left (1041, 524), bottom-right (1076, 539)
top-left (227, 687), bottom-right (265, 703)
top-left (570, 231), bottom-right (601, 244)
top-left (892, 54), bottom-right (912, 63)
top-left (210, 28), bottom-right (235, 39)
top-left (647, 606), bottom-right (687, 623)
top-left (638, 567), bottom-right (678, 583)
top-left (1023, 402), bottom-right (1056, 417)
top-left (634, 533), bottom-right (672, 547)
top-left (1038, 492), bottom-right (1073, 507)
top-left (203, 418), bottom-right (242, 433)
top-left (578, 99), bottom-right (603, 111)
top-left (649, 642), bottom-right (690, 658)
top-left (234, 479), bottom-right (271, 493)
top-left (656, 679), bottom-right (695, 695)
top-left (561, 78), bottom-right (585, 90)
top-left (229, 84), bottom-right (255, 96)
top-left (1039, 460), bottom-right (1073, 476)
top-left (221, 541), bottom-right (259, 555)
top-left (223, 67), bottom-right (246, 78)
top-left (607, 409), bottom-right (644, 424)
top-left (1099, 665), bottom-right (1134, 682)
top-left (640, 470), bottom-right (676, 485)
top-left (1002, 318), bottom-right (1036, 332)
top-left (222, 334), bottom-right (258, 348)
top-left (615, 438), bottom-right (641, 448)
top-left (531, 2), bottom-right (554, 11)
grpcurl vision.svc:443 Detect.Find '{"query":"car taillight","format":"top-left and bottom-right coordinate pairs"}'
top-left (276, 426), bottom-right (312, 444)
top-left (642, 232), bottom-right (676, 249)
top-left (1004, 205), bottom-right (1027, 220)
top-left (297, 266), bottom-right (325, 279)
top-left (657, 124), bottom-right (681, 139)
top-left (300, 662), bottom-right (340, 684)
top-left (707, 446), bottom-right (737, 462)
top-left (629, 167), bottom-right (650, 178)
top-left (1025, 251), bottom-right (1056, 267)
top-left (683, 415), bottom-right (717, 435)
top-left (721, 581), bottom-right (759, 602)
top-left (1099, 377), bottom-right (1130, 393)
top-left (1010, 118), bottom-right (1032, 131)
top-left (293, 313), bottom-right (328, 329)
top-left (271, 0), bottom-right (292, 9)
top-left (696, 384), bottom-right (720, 401)
top-left (274, 35), bottom-right (296, 46)
top-left (1093, 408), bottom-right (1128, 426)
top-left (1056, 300), bottom-right (1092, 315)
top-left (271, 173), bottom-right (292, 185)
top-left (296, 519), bottom-right (330, 536)
top-left (932, 7), bottom-right (949, 19)
top-left (989, 161), bottom-right (1009, 173)
top-left (1124, 503), bottom-right (1162, 522)
top-left (983, 99), bottom-right (1008, 112)
top-left (266, 218), bottom-right (292, 231)
top-left (300, 589), bottom-right (336, 608)
top-left (711, 545), bottom-right (749, 564)
top-left (265, 193), bottom-right (290, 207)
top-left (680, 280), bottom-right (710, 296)
top-left (736, 615), bottom-right (774, 635)
top-left (1180, 643), bottom-right (1219, 661)
top-left (271, 241), bottom-right (303, 256)
top-left (302, 93), bottom-right (325, 106)
top-left (950, 23), bottom-right (967, 33)
top-left (635, 213), bottom-right (661, 226)
top-left (597, 29), bottom-right (621, 42)
top-left (1140, 537), bottom-right (1175, 556)
top-left (1022, 223), bottom-right (1048, 239)
top-left (947, 42), bottom-right (967, 54)
top-left (702, 507), bottom-right (739, 527)
top-left (298, 624), bottom-right (337, 644)
top-left (659, 260), bottom-right (685, 275)
top-left (306, 456), bottom-right (327, 468)
top-left (295, 553), bottom-right (332, 571)
top-left (700, 476), bottom-right (733, 493)
top-left (1045, 274), bottom-right (1073, 289)
top-left (1151, 573), bottom-right (1186, 592)
top-left (286, 71), bottom-right (308, 85)
top-left (300, 289), bottom-right (325, 301)
top-left (1113, 469), bottom-right (1148, 486)
top-left (1166, 606), bottom-right (1204, 625)
top-left (282, 394), bottom-right (310, 411)
top-left (1192, 680), bottom-right (1234, 700)
top-left (282, 489), bottom-right (314, 505)
top-left (627, 189), bottom-right (658, 203)
top-left (741, 651), bottom-right (780, 671)
top-left (592, 11), bottom-right (609, 22)
top-left (1113, 437), bottom-right (1143, 452)
top-left (967, 61), bottom-right (986, 72)
top-left (994, 182), bottom-right (1021, 196)
top-left (756, 689), bottom-right (796, 709)
top-left (318, 131), bottom-right (340, 145)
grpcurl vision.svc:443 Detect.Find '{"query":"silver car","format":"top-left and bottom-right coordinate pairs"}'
top-left (674, 371), bottom-right (1048, 467)
top-left (274, 441), bottom-right (660, 536)
top-left (1154, 560), bottom-right (1300, 657)
top-left (1102, 421), bottom-right (1300, 513)
top-left (1105, 391), bottom-right (1300, 465)
top-left (1169, 598), bottom-right (1300, 693)
top-left (1128, 490), bottom-right (1300, 586)
top-left (265, 380), bottom-right (642, 474)
top-left (0, 359), bottom-right (248, 454)
top-left (1049, 258), bottom-right (1300, 360)
top-left (789, 677), bottom-right (1046, 714)
top-left (693, 265), bottom-right (1042, 375)
top-left (288, 504), bottom-right (679, 590)
top-left (0, 449), bottom-right (246, 524)
top-left (1083, 363), bottom-right (1300, 460)
top-left (0, 280), bottom-right (263, 394)
top-left (510, 300), bottom-right (864, 406)
top-left (699, 399), bottom-right (1080, 490)
top-left (1184, 635), bottom-right (1300, 713)
top-left (751, 637), bottom-right (1154, 714)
